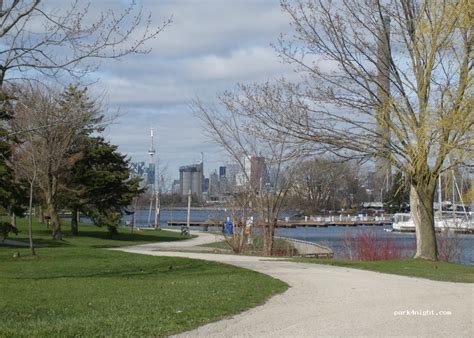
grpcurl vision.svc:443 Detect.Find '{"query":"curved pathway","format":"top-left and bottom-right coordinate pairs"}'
top-left (116, 231), bottom-right (473, 337)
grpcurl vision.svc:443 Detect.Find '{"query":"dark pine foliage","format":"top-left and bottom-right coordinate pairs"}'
top-left (66, 136), bottom-right (143, 235)
top-left (0, 91), bottom-right (27, 216)
top-left (383, 171), bottom-right (410, 213)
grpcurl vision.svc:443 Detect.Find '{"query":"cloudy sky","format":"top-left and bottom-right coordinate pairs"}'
top-left (85, 0), bottom-right (296, 180)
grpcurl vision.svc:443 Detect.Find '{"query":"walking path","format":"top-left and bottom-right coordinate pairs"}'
top-left (116, 231), bottom-right (473, 337)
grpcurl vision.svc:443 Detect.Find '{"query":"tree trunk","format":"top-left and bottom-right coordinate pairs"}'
top-left (38, 205), bottom-right (45, 223)
top-left (28, 181), bottom-right (36, 256)
top-left (11, 212), bottom-right (16, 227)
top-left (262, 222), bottom-right (275, 256)
top-left (70, 208), bottom-right (79, 236)
top-left (265, 220), bottom-right (276, 256)
top-left (410, 184), bottom-right (437, 260)
top-left (47, 203), bottom-right (62, 240)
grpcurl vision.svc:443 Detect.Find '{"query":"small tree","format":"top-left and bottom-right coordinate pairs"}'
top-left (11, 130), bottom-right (38, 255)
top-left (194, 95), bottom-right (300, 256)
top-left (222, 191), bottom-right (253, 254)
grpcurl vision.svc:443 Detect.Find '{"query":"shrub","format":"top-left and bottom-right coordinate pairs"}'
top-left (437, 229), bottom-right (462, 263)
top-left (342, 230), bottom-right (403, 261)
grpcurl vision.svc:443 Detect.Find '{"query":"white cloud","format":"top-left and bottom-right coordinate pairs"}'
top-left (42, 0), bottom-right (299, 178)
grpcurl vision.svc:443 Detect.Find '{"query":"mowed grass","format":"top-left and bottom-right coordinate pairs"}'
top-left (2, 217), bottom-right (192, 249)
top-left (292, 258), bottom-right (474, 283)
top-left (0, 219), bottom-right (288, 336)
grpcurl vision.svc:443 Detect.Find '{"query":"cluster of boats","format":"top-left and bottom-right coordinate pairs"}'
top-left (391, 211), bottom-right (474, 234)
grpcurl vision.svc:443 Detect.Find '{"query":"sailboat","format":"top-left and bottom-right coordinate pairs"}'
top-left (392, 171), bottom-right (473, 233)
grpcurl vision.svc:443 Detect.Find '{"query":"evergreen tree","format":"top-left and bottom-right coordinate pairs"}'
top-left (383, 172), bottom-right (410, 213)
top-left (66, 137), bottom-right (143, 235)
top-left (0, 91), bottom-right (27, 218)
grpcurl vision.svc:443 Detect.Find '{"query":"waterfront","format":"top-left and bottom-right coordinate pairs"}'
top-left (121, 209), bottom-right (474, 265)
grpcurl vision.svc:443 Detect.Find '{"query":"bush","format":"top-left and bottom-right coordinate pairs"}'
top-left (437, 229), bottom-right (462, 263)
top-left (342, 230), bottom-right (403, 261)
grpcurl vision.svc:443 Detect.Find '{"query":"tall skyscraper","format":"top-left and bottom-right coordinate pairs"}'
top-left (235, 156), bottom-right (267, 190)
top-left (209, 171), bottom-right (219, 198)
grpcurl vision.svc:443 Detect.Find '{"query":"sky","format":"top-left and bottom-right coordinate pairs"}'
top-left (81, 0), bottom-right (296, 180)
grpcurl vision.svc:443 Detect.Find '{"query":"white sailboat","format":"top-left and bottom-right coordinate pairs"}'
top-left (392, 212), bottom-right (473, 233)
top-left (393, 172), bottom-right (473, 233)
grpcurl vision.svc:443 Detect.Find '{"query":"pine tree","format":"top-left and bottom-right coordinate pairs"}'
top-left (66, 137), bottom-right (143, 235)
top-left (0, 91), bottom-right (27, 219)
top-left (383, 172), bottom-right (410, 214)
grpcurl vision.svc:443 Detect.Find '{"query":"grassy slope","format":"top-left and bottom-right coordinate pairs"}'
top-left (0, 219), bottom-right (287, 336)
top-left (292, 258), bottom-right (474, 283)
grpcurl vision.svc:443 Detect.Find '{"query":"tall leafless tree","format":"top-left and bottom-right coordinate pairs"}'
top-left (225, 0), bottom-right (472, 260)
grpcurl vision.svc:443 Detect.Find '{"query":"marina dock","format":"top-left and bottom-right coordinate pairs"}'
top-left (167, 219), bottom-right (392, 228)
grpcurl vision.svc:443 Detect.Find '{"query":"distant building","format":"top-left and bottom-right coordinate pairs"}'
top-left (219, 166), bottom-right (226, 178)
top-left (209, 171), bottom-right (219, 198)
top-left (179, 163), bottom-right (203, 199)
top-left (171, 180), bottom-right (180, 194)
top-left (147, 163), bottom-right (155, 186)
top-left (225, 163), bottom-right (240, 187)
top-left (130, 161), bottom-right (146, 177)
top-left (130, 161), bottom-right (154, 189)
top-left (235, 156), bottom-right (267, 190)
top-left (250, 156), bottom-right (266, 189)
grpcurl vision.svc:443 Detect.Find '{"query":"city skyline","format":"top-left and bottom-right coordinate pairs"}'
top-left (88, 0), bottom-right (296, 176)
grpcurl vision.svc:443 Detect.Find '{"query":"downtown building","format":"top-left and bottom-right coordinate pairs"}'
top-left (235, 156), bottom-right (267, 190)
top-left (179, 162), bottom-right (204, 199)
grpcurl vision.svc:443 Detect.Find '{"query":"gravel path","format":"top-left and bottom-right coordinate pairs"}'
top-left (116, 231), bottom-right (474, 337)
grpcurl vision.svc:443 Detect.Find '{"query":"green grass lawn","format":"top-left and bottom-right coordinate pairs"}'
top-left (2, 217), bottom-right (193, 249)
top-left (0, 219), bottom-right (288, 336)
top-left (292, 258), bottom-right (474, 283)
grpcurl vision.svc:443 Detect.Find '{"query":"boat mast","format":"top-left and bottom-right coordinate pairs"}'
top-left (155, 160), bottom-right (161, 229)
top-left (438, 175), bottom-right (443, 219)
top-left (186, 189), bottom-right (192, 229)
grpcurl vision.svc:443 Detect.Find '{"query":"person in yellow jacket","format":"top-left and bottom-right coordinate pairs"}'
top-left (245, 217), bottom-right (253, 244)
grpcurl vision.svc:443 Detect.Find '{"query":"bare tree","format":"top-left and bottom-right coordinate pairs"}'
top-left (194, 96), bottom-right (301, 256)
top-left (226, 0), bottom-right (472, 260)
top-left (288, 158), bottom-right (366, 213)
top-left (221, 191), bottom-right (253, 254)
top-left (0, 0), bottom-right (171, 86)
top-left (11, 121), bottom-right (37, 255)
top-left (12, 84), bottom-right (102, 239)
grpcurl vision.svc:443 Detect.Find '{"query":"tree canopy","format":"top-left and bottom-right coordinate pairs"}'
top-left (207, 0), bottom-right (473, 260)
top-left (66, 136), bottom-right (143, 234)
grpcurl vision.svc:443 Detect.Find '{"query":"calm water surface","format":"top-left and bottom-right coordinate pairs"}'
top-left (120, 209), bottom-right (474, 265)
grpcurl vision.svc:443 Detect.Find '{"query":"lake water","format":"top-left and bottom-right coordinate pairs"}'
top-left (120, 209), bottom-right (474, 265)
